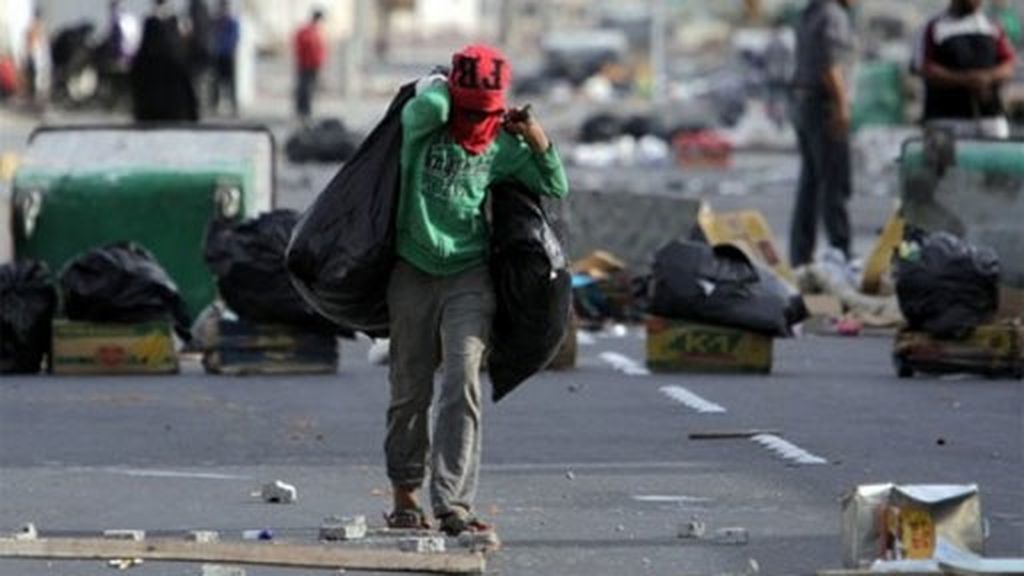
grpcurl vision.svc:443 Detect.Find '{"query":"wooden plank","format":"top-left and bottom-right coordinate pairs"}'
top-left (0, 538), bottom-right (485, 574)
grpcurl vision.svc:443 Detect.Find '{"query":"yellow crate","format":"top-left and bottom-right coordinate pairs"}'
top-left (646, 316), bottom-right (773, 374)
top-left (52, 320), bottom-right (178, 375)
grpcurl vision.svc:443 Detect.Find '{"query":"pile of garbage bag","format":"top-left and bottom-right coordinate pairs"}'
top-left (895, 229), bottom-right (1000, 339)
top-left (60, 242), bottom-right (192, 340)
top-left (649, 240), bottom-right (805, 337)
top-left (204, 210), bottom-right (338, 333)
top-left (285, 118), bottom-right (360, 164)
top-left (0, 261), bottom-right (58, 374)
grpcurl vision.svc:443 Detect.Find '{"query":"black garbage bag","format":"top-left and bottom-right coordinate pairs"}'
top-left (649, 240), bottom-right (793, 336)
top-left (60, 242), bottom-right (192, 340)
top-left (0, 261), bottom-right (58, 374)
top-left (579, 112), bottom-right (625, 143)
top-left (203, 210), bottom-right (339, 333)
top-left (286, 83), bottom-right (414, 337)
top-left (894, 229), bottom-right (1000, 339)
top-left (488, 182), bottom-right (573, 402)
top-left (285, 118), bottom-right (360, 164)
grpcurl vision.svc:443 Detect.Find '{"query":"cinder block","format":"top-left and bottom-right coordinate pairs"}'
top-left (103, 529), bottom-right (145, 541)
top-left (319, 515), bottom-right (367, 541)
top-left (187, 531), bottom-right (220, 543)
top-left (260, 480), bottom-right (297, 504)
top-left (398, 536), bottom-right (446, 554)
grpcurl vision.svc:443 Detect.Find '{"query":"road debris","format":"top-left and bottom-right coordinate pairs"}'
top-left (398, 536), bottom-right (446, 554)
top-left (260, 480), bottom-right (298, 504)
top-left (103, 530), bottom-right (145, 541)
top-left (200, 565), bottom-right (246, 576)
top-left (241, 529), bottom-right (273, 541)
top-left (14, 523), bottom-right (38, 541)
top-left (320, 515), bottom-right (368, 542)
top-left (187, 531), bottom-right (220, 543)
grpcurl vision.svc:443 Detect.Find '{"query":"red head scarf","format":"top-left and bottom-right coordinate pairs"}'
top-left (448, 44), bottom-right (511, 155)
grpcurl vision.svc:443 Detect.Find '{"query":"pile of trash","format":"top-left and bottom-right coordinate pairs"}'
top-left (894, 229), bottom-right (1000, 339)
top-left (203, 210), bottom-right (340, 334)
top-left (0, 261), bottom-right (58, 374)
top-left (60, 242), bottom-right (193, 340)
top-left (285, 119), bottom-right (361, 165)
top-left (796, 248), bottom-right (904, 336)
top-left (571, 251), bottom-right (644, 329)
top-left (648, 240), bottom-right (805, 337)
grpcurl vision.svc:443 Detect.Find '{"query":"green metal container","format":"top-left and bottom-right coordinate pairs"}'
top-left (852, 61), bottom-right (906, 131)
top-left (12, 125), bottom-right (277, 319)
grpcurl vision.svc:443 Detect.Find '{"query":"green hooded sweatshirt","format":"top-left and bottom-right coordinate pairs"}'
top-left (397, 83), bottom-right (569, 276)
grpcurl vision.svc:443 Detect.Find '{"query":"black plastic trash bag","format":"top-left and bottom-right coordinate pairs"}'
top-left (204, 210), bottom-right (338, 333)
top-left (895, 229), bottom-right (999, 339)
top-left (286, 83), bottom-right (414, 337)
top-left (285, 118), bottom-right (359, 164)
top-left (649, 240), bottom-right (795, 336)
top-left (60, 242), bottom-right (192, 340)
top-left (488, 182), bottom-right (573, 402)
top-left (0, 261), bottom-right (58, 374)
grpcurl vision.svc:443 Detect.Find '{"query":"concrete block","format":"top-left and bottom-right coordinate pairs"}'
top-left (397, 536), bottom-right (446, 554)
top-left (319, 515), bottom-right (367, 541)
top-left (187, 530), bottom-right (220, 543)
top-left (260, 480), bottom-right (297, 504)
top-left (103, 529), bottom-right (145, 541)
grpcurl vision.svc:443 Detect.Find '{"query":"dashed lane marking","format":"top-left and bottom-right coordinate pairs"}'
top-left (659, 385), bottom-right (727, 414)
top-left (750, 434), bottom-right (828, 465)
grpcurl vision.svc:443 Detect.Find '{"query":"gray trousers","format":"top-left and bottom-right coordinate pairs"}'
top-left (385, 259), bottom-right (495, 517)
top-left (789, 93), bottom-right (852, 267)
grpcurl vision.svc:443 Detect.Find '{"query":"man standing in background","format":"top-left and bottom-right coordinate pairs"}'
top-left (788, 0), bottom-right (857, 268)
top-left (210, 0), bottom-right (240, 116)
top-left (915, 0), bottom-right (1017, 139)
top-left (22, 7), bottom-right (50, 111)
top-left (293, 8), bottom-right (327, 123)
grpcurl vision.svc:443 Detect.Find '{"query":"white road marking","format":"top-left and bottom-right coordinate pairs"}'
top-left (659, 385), bottom-right (727, 414)
top-left (750, 434), bottom-right (828, 465)
top-left (600, 352), bottom-right (650, 376)
top-left (631, 495), bottom-right (712, 504)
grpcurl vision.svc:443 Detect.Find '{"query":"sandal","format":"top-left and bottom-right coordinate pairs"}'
top-left (385, 507), bottom-right (431, 530)
top-left (437, 511), bottom-right (493, 537)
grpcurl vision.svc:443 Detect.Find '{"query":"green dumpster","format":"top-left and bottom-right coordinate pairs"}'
top-left (11, 125), bottom-right (277, 319)
top-left (900, 136), bottom-right (1024, 290)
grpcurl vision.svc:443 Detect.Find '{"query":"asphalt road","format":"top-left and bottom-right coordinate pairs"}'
top-left (1, 332), bottom-right (1022, 576)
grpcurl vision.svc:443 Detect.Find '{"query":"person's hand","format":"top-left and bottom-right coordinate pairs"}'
top-left (830, 104), bottom-right (851, 137)
top-left (505, 105), bottom-right (550, 153)
top-left (963, 70), bottom-right (994, 94)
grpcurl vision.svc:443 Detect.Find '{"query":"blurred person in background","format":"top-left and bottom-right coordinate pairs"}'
top-left (186, 0), bottom-right (214, 105)
top-left (1, 51), bottom-right (19, 101)
top-left (294, 8), bottom-right (327, 123)
top-left (101, 0), bottom-right (141, 71)
top-left (22, 7), bottom-right (50, 110)
top-left (210, 0), bottom-right (240, 116)
top-left (131, 0), bottom-right (199, 122)
top-left (914, 0), bottom-right (1016, 139)
top-left (788, 0), bottom-right (857, 268)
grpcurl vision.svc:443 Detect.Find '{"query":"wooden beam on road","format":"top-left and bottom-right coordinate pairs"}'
top-left (0, 538), bottom-right (485, 574)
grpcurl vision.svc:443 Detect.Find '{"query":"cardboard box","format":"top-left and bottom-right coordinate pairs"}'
top-left (841, 484), bottom-right (984, 568)
top-left (646, 316), bottom-right (773, 374)
top-left (860, 207), bottom-right (904, 295)
top-left (999, 285), bottom-right (1024, 320)
top-left (51, 320), bottom-right (178, 375)
top-left (202, 318), bottom-right (338, 376)
top-left (696, 208), bottom-right (795, 287)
